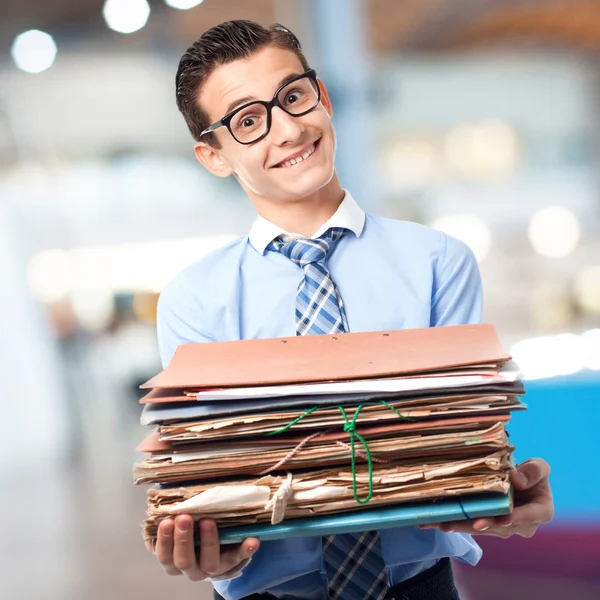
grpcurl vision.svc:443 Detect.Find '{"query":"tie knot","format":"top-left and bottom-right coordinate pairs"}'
top-left (268, 227), bottom-right (349, 267)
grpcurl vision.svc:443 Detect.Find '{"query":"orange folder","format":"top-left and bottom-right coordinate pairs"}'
top-left (141, 323), bottom-right (510, 391)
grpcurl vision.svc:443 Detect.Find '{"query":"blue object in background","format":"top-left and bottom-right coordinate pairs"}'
top-left (508, 371), bottom-right (600, 522)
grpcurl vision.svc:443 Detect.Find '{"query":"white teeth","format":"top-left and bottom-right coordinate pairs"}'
top-left (278, 143), bottom-right (316, 168)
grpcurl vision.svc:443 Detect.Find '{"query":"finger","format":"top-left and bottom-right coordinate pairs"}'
top-left (505, 498), bottom-right (554, 526)
top-left (420, 518), bottom-right (490, 532)
top-left (437, 521), bottom-right (477, 534)
top-left (198, 519), bottom-right (221, 575)
top-left (219, 537), bottom-right (260, 571)
top-left (512, 458), bottom-right (550, 490)
top-left (173, 515), bottom-right (203, 579)
top-left (218, 539), bottom-right (259, 572)
top-left (156, 519), bottom-right (182, 576)
top-left (495, 513), bottom-right (515, 527)
top-left (240, 537), bottom-right (260, 557)
top-left (471, 518), bottom-right (492, 531)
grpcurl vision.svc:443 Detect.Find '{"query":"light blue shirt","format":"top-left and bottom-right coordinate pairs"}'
top-left (157, 191), bottom-right (484, 600)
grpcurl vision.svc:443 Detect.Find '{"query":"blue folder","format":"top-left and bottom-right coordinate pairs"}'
top-left (218, 493), bottom-right (512, 544)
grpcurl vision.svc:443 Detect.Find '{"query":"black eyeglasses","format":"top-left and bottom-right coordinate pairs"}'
top-left (200, 69), bottom-right (321, 145)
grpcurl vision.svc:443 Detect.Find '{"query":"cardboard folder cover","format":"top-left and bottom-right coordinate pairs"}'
top-left (141, 323), bottom-right (510, 391)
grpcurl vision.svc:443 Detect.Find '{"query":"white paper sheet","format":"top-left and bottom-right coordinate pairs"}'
top-left (194, 367), bottom-right (519, 402)
top-left (168, 485), bottom-right (271, 514)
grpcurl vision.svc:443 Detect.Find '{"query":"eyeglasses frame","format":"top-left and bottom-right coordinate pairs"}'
top-left (199, 69), bottom-right (320, 145)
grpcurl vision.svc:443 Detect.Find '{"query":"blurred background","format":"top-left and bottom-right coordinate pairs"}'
top-left (1, 0), bottom-right (599, 598)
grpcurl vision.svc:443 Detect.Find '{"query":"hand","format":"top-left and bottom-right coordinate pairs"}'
top-left (146, 515), bottom-right (259, 581)
top-left (419, 458), bottom-right (554, 539)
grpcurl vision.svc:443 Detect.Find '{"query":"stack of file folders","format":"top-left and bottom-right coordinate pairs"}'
top-left (134, 324), bottom-right (526, 546)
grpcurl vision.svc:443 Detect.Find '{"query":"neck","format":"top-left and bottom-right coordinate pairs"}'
top-left (248, 174), bottom-right (345, 237)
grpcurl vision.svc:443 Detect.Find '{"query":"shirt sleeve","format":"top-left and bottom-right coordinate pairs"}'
top-left (156, 273), bottom-right (214, 368)
top-left (430, 233), bottom-right (483, 327)
top-left (429, 233), bottom-right (485, 565)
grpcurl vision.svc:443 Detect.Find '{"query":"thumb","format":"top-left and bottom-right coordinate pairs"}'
top-left (512, 458), bottom-right (550, 490)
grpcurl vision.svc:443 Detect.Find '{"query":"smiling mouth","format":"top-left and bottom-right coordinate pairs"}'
top-left (273, 138), bottom-right (321, 168)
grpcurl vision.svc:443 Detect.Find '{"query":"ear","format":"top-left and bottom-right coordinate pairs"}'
top-left (317, 79), bottom-right (333, 118)
top-left (194, 141), bottom-right (234, 178)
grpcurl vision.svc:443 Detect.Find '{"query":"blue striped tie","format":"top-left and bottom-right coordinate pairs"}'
top-left (267, 227), bottom-right (390, 600)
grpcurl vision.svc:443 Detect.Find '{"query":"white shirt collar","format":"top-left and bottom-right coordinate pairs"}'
top-left (248, 190), bottom-right (366, 255)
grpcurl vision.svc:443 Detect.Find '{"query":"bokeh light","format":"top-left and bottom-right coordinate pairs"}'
top-left (530, 283), bottom-right (574, 329)
top-left (11, 30), bottom-right (57, 74)
top-left (164, 0), bottom-right (204, 9)
top-left (430, 213), bottom-right (492, 261)
top-left (27, 249), bottom-right (73, 302)
top-left (103, 0), bottom-right (150, 34)
top-left (528, 206), bottom-right (580, 258)
top-left (574, 265), bottom-right (600, 314)
top-left (381, 138), bottom-right (441, 191)
top-left (580, 329), bottom-right (600, 370)
top-left (70, 289), bottom-right (115, 333)
top-left (26, 235), bottom-right (238, 300)
top-left (444, 119), bottom-right (519, 179)
top-left (510, 332), bottom-right (588, 380)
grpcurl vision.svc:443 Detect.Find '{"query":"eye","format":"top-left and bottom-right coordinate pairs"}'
top-left (233, 113), bottom-right (262, 130)
top-left (285, 90), bottom-right (302, 105)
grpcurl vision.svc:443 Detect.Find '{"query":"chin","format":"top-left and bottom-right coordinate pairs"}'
top-left (281, 157), bottom-right (336, 199)
top-left (283, 168), bottom-right (335, 199)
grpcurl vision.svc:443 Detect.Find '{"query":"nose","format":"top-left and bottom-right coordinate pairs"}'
top-left (269, 106), bottom-right (305, 145)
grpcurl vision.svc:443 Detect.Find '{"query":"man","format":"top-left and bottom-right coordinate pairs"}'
top-left (149, 20), bottom-right (554, 600)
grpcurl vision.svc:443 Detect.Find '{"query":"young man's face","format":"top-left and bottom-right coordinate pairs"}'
top-left (194, 46), bottom-right (336, 202)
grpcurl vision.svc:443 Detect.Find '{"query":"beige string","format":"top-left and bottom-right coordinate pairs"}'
top-left (335, 440), bottom-right (390, 463)
top-left (257, 430), bottom-right (325, 475)
top-left (263, 471), bottom-right (293, 525)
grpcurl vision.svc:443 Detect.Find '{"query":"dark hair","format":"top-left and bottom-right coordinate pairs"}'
top-left (175, 20), bottom-right (311, 148)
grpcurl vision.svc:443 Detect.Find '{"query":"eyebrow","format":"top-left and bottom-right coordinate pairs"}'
top-left (223, 72), bottom-right (303, 116)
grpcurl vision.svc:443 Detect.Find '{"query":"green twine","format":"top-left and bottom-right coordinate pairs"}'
top-left (264, 406), bottom-right (321, 436)
top-left (263, 399), bottom-right (417, 504)
top-left (379, 400), bottom-right (416, 422)
top-left (338, 405), bottom-right (373, 504)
